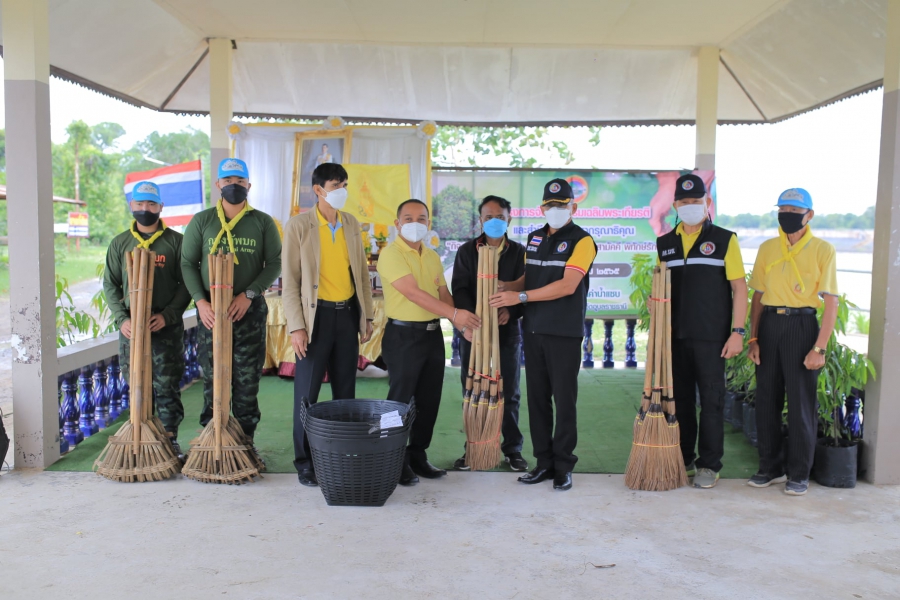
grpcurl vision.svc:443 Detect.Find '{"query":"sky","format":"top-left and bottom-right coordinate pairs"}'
top-left (0, 58), bottom-right (883, 217)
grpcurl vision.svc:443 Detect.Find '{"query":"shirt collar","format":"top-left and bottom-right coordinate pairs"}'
top-left (395, 235), bottom-right (423, 255)
top-left (316, 205), bottom-right (343, 230)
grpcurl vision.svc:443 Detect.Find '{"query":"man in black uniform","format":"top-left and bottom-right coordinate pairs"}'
top-left (490, 179), bottom-right (596, 491)
top-left (657, 174), bottom-right (747, 489)
top-left (451, 195), bottom-right (528, 472)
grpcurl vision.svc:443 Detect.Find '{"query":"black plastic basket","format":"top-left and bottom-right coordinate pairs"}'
top-left (301, 398), bottom-right (414, 507)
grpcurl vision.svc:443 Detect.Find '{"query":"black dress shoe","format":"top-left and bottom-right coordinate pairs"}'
top-left (399, 464), bottom-right (419, 486)
top-left (297, 470), bottom-right (318, 487)
top-left (518, 467), bottom-right (555, 484)
top-left (553, 471), bottom-right (573, 491)
top-left (410, 458), bottom-right (447, 479)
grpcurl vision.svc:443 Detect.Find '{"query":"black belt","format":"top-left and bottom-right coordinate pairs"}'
top-left (388, 318), bottom-right (441, 331)
top-left (764, 306), bottom-right (817, 316)
top-left (317, 299), bottom-right (354, 309)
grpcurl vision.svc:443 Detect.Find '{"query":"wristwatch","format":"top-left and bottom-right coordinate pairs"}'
top-left (813, 346), bottom-right (826, 356)
top-left (518, 292), bottom-right (528, 305)
top-left (245, 290), bottom-right (257, 300)
top-left (732, 327), bottom-right (746, 336)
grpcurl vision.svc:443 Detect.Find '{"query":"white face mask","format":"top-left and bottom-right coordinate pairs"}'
top-left (322, 187), bottom-right (348, 210)
top-left (545, 206), bottom-right (571, 229)
top-left (676, 203), bottom-right (708, 226)
top-left (400, 222), bottom-right (428, 243)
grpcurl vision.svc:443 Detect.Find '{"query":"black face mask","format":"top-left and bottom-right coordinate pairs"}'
top-left (133, 210), bottom-right (160, 227)
top-left (778, 211), bottom-right (808, 234)
top-left (221, 183), bottom-right (249, 205)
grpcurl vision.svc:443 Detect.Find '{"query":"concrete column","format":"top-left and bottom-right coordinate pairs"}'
top-left (3, 0), bottom-right (60, 468)
top-left (209, 38), bottom-right (233, 202)
top-left (695, 46), bottom-right (719, 171)
top-left (865, 0), bottom-right (900, 485)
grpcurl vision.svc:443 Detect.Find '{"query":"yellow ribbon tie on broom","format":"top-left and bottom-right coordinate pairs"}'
top-left (129, 219), bottom-right (166, 249)
top-left (211, 200), bottom-right (253, 264)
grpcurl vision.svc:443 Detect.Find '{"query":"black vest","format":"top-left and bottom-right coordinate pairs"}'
top-left (523, 222), bottom-right (596, 338)
top-left (657, 222), bottom-right (735, 342)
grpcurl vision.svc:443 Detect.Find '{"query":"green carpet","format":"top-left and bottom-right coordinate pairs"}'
top-left (47, 367), bottom-right (759, 478)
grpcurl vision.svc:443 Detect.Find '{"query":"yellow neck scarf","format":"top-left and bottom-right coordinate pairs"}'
top-left (130, 220), bottom-right (166, 249)
top-left (765, 226), bottom-right (814, 294)
top-left (211, 200), bottom-right (253, 264)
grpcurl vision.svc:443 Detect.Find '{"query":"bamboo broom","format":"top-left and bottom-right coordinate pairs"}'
top-left (465, 247), bottom-right (485, 456)
top-left (624, 262), bottom-right (688, 491)
top-left (94, 248), bottom-right (181, 482)
top-left (182, 251), bottom-right (262, 484)
top-left (462, 247), bottom-right (483, 449)
top-left (481, 246), bottom-right (504, 468)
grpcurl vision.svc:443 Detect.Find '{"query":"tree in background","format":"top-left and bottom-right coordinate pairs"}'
top-left (432, 185), bottom-right (479, 241)
top-left (431, 125), bottom-right (601, 168)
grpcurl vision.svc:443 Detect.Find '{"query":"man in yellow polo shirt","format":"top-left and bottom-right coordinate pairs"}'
top-left (490, 179), bottom-right (597, 492)
top-left (377, 199), bottom-right (481, 486)
top-left (657, 174), bottom-right (748, 489)
top-left (282, 163), bottom-right (375, 487)
top-left (747, 188), bottom-right (838, 496)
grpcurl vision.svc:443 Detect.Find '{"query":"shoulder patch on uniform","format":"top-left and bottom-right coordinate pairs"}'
top-left (661, 247), bottom-right (676, 257)
top-left (699, 242), bottom-right (716, 256)
top-left (556, 241), bottom-right (568, 253)
top-left (526, 245), bottom-right (538, 252)
top-left (530, 236), bottom-right (543, 246)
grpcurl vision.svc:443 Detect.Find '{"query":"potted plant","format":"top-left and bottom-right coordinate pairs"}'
top-left (813, 296), bottom-right (876, 488)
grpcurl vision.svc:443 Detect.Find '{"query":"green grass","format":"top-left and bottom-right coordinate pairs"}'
top-left (0, 243), bottom-right (106, 296)
top-left (47, 367), bottom-right (760, 478)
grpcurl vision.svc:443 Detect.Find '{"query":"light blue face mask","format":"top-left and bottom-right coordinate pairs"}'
top-left (482, 218), bottom-right (508, 239)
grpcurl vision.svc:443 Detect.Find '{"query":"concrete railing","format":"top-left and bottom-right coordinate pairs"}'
top-left (55, 310), bottom-right (201, 454)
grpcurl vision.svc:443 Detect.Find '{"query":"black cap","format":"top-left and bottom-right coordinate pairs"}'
top-left (674, 174), bottom-right (706, 200)
top-left (542, 178), bottom-right (574, 204)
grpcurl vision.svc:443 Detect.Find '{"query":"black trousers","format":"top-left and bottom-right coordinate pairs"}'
top-left (672, 338), bottom-right (726, 472)
top-left (292, 303), bottom-right (360, 472)
top-left (459, 335), bottom-right (525, 455)
top-left (381, 322), bottom-right (445, 461)
top-left (522, 331), bottom-right (581, 472)
top-left (755, 312), bottom-right (820, 481)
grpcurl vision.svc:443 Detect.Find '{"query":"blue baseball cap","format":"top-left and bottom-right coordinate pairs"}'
top-left (218, 158), bottom-right (249, 180)
top-left (777, 188), bottom-right (813, 210)
top-left (131, 181), bottom-right (161, 203)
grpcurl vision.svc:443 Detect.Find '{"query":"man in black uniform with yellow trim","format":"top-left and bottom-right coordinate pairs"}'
top-left (490, 179), bottom-right (596, 491)
top-left (657, 174), bottom-right (747, 489)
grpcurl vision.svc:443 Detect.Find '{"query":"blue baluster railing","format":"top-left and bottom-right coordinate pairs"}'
top-left (93, 360), bottom-right (110, 429)
top-left (57, 374), bottom-right (69, 455)
top-left (61, 372), bottom-right (83, 447)
top-left (602, 320), bottom-right (615, 369)
top-left (77, 366), bottom-right (98, 437)
top-left (625, 319), bottom-right (638, 368)
top-left (843, 392), bottom-right (863, 440)
top-left (189, 326), bottom-right (200, 381)
top-left (582, 319), bottom-right (595, 368)
top-left (107, 356), bottom-right (122, 421)
top-left (450, 329), bottom-right (462, 367)
top-left (181, 328), bottom-right (191, 388)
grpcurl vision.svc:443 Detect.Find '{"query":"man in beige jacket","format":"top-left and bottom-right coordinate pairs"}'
top-left (282, 163), bottom-right (375, 487)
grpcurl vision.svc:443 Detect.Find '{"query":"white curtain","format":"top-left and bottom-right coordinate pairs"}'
top-left (232, 125), bottom-right (429, 225)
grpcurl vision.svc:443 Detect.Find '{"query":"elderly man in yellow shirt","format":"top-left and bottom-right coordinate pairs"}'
top-left (747, 188), bottom-right (838, 497)
top-left (657, 174), bottom-right (748, 490)
top-left (282, 163), bottom-right (375, 488)
top-left (377, 199), bottom-right (481, 486)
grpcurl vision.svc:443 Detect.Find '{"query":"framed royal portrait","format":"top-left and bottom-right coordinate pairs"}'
top-left (291, 129), bottom-right (353, 215)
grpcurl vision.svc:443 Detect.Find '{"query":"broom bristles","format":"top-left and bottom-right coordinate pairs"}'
top-left (182, 415), bottom-right (262, 484)
top-left (94, 421), bottom-right (181, 482)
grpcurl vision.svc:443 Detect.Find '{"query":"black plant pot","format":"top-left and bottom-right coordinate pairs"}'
top-left (813, 438), bottom-right (858, 488)
top-left (724, 391), bottom-right (737, 425)
top-left (731, 394), bottom-right (745, 431)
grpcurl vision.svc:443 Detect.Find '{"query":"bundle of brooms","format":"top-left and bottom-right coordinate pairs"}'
top-left (182, 250), bottom-right (263, 484)
top-left (624, 262), bottom-right (689, 491)
top-left (462, 245), bottom-right (504, 470)
top-left (94, 247), bottom-right (181, 482)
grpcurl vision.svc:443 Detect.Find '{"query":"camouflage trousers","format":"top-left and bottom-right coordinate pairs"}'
top-left (119, 321), bottom-right (186, 433)
top-left (198, 295), bottom-right (268, 439)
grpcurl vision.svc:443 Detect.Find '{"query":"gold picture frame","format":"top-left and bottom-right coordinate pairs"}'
top-left (291, 129), bottom-right (353, 216)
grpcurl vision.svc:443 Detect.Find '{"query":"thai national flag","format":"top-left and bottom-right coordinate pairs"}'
top-left (124, 160), bottom-right (204, 226)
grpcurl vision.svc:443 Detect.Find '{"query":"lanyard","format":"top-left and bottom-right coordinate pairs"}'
top-left (765, 226), bottom-right (814, 294)
top-left (211, 200), bottom-right (252, 264)
top-left (130, 220), bottom-right (166, 249)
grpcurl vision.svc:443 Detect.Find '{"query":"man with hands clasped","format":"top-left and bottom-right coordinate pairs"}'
top-left (282, 163), bottom-right (375, 487)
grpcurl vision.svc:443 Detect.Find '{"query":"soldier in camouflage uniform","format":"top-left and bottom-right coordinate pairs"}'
top-left (181, 158), bottom-right (282, 463)
top-left (103, 181), bottom-right (192, 453)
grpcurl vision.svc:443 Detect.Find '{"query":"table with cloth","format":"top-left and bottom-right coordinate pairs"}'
top-left (263, 294), bottom-right (386, 377)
